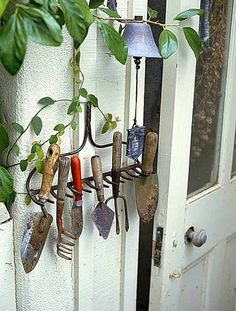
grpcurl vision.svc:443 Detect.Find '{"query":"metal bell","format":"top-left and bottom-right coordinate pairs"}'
top-left (122, 16), bottom-right (161, 58)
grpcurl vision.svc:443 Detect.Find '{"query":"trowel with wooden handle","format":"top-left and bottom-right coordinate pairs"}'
top-left (91, 155), bottom-right (114, 239)
top-left (21, 144), bottom-right (60, 273)
top-left (134, 132), bottom-right (159, 223)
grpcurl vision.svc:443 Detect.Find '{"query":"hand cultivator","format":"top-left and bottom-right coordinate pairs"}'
top-left (22, 103), bottom-right (159, 273)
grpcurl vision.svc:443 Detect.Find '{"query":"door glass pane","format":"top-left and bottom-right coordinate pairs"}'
top-left (231, 126), bottom-right (236, 176)
top-left (188, 0), bottom-right (232, 196)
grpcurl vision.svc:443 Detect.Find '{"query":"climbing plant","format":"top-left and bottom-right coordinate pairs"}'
top-left (0, 0), bottom-right (204, 207)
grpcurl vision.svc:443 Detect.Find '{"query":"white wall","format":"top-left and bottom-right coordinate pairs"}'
top-left (0, 1), bottom-right (147, 310)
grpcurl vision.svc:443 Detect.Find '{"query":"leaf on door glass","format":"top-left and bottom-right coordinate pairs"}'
top-left (0, 166), bottom-right (14, 203)
top-left (21, 6), bottom-right (63, 46)
top-left (12, 122), bottom-right (24, 134)
top-left (183, 27), bottom-right (202, 59)
top-left (6, 191), bottom-right (16, 208)
top-left (0, 11), bottom-right (27, 75)
top-left (0, 123), bottom-right (9, 151)
top-left (38, 97), bottom-right (55, 106)
top-left (111, 121), bottom-right (117, 129)
top-left (147, 7), bottom-right (158, 19)
top-left (12, 144), bottom-right (20, 156)
top-left (53, 123), bottom-right (65, 131)
top-left (89, 0), bottom-right (104, 9)
top-left (59, 0), bottom-right (94, 47)
top-left (98, 7), bottom-right (121, 18)
top-left (0, 0), bottom-right (9, 17)
top-left (87, 94), bottom-right (98, 107)
top-left (102, 121), bottom-right (109, 134)
top-left (98, 21), bottom-right (128, 65)
top-left (79, 88), bottom-right (88, 98)
top-left (70, 119), bottom-right (77, 130)
top-left (27, 153), bottom-right (36, 162)
top-left (159, 29), bottom-right (178, 59)
top-left (25, 194), bottom-right (32, 206)
top-left (31, 116), bottom-right (43, 136)
top-left (49, 134), bottom-right (58, 144)
top-left (174, 9), bottom-right (204, 21)
top-left (36, 145), bottom-right (44, 160)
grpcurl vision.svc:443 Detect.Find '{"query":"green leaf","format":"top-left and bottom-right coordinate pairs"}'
top-left (20, 159), bottom-right (28, 172)
top-left (0, 123), bottom-right (9, 151)
top-left (36, 145), bottom-right (44, 160)
top-left (22, 6), bottom-right (63, 46)
top-left (67, 97), bottom-right (82, 115)
top-left (0, 11), bottom-right (27, 75)
top-left (49, 135), bottom-right (58, 144)
top-left (6, 191), bottom-right (16, 208)
top-left (98, 21), bottom-right (128, 65)
top-left (79, 88), bottom-right (88, 98)
top-left (107, 113), bottom-right (112, 121)
top-left (12, 144), bottom-right (20, 156)
top-left (12, 122), bottom-right (24, 134)
top-left (159, 29), bottom-right (178, 59)
top-left (31, 142), bottom-right (40, 153)
top-left (25, 194), bottom-right (32, 206)
top-left (31, 116), bottom-right (43, 136)
top-left (35, 159), bottom-right (44, 173)
top-left (38, 97), bottom-right (55, 106)
top-left (32, 0), bottom-right (44, 4)
top-left (53, 123), bottom-right (65, 131)
top-left (27, 153), bottom-right (36, 162)
top-left (0, 0), bottom-right (9, 17)
top-left (111, 121), bottom-right (117, 129)
top-left (183, 27), bottom-right (202, 58)
top-left (59, 0), bottom-right (94, 47)
top-left (102, 121), bottom-right (109, 133)
top-left (98, 7), bottom-right (121, 18)
top-left (87, 94), bottom-right (98, 107)
top-left (70, 119), bottom-right (77, 130)
top-left (147, 7), bottom-right (158, 19)
top-left (89, 0), bottom-right (104, 9)
top-left (174, 9), bottom-right (204, 21)
top-left (0, 166), bottom-right (14, 203)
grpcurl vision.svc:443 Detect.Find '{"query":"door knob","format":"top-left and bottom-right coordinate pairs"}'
top-left (185, 227), bottom-right (207, 247)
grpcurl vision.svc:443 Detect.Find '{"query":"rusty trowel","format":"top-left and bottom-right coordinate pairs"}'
top-left (21, 144), bottom-right (60, 273)
top-left (135, 132), bottom-right (159, 223)
top-left (91, 155), bottom-right (114, 239)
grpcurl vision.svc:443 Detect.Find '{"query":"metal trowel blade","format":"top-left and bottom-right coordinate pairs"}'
top-left (91, 203), bottom-right (114, 239)
top-left (21, 212), bottom-right (53, 273)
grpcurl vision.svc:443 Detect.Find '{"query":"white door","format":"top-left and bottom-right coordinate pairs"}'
top-left (150, 0), bottom-right (236, 310)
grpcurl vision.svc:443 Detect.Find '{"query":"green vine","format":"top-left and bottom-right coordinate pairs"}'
top-left (0, 0), bottom-right (204, 208)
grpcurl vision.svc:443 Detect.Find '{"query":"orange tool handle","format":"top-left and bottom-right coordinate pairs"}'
top-left (71, 155), bottom-right (82, 201)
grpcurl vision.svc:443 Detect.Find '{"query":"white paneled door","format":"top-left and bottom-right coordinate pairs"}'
top-left (150, 0), bottom-right (236, 310)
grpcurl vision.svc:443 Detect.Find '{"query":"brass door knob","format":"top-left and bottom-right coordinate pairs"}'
top-left (185, 227), bottom-right (207, 247)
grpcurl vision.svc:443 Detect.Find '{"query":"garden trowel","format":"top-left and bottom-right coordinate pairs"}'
top-left (135, 132), bottom-right (158, 223)
top-left (91, 155), bottom-right (114, 239)
top-left (21, 144), bottom-right (60, 273)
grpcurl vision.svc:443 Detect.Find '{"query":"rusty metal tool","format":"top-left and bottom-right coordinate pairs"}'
top-left (71, 155), bottom-right (83, 238)
top-left (105, 132), bottom-right (129, 235)
top-left (135, 131), bottom-right (159, 223)
top-left (21, 144), bottom-right (60, 273)
top-left (91, 155), bottom-right (114, 239)
top-left (56, 157), bottom-right (76, 260)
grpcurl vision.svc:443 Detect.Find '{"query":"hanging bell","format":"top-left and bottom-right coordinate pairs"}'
top-left (122, 16), bottom-right (161, 58)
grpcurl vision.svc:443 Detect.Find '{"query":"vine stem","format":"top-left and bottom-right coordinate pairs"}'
top-left (93, 15), bottom-right (180, 28)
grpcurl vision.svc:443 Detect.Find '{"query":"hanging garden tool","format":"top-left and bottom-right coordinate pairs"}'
top-left (71, 155), bottom-right (83, 238)
top-left (135, 132), bottom-right (158, 223)
top-left (56, 157), bottom-right (76, 260)
top-left (21, 144), bottom-right (60, 273)
top-left (91, 155), bottom-right (114, 239)
top-left (122, 16), bottom-right (161, 160)
top-left (105, 132), bottom-right (129, 235)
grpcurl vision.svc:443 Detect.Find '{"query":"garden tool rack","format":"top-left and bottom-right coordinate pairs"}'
top-left (26, 103), bottom-right (144, 214)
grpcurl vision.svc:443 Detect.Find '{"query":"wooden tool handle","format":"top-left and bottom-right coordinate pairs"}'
top-left (142, 132), bottom-right (158, 175)
top-left (57, 157), bottom-right (70, 202)
top-left (39, 144), bottom-right (60, 203)
top-left (91, 156), bottom-right (104, 203)
top-left (112, 131), bottom-right (122, 171)
top-left (71, 155), bottom-right (82, 201)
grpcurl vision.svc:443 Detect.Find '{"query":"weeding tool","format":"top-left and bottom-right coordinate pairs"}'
top-left (135, 131), bottom-right (159, 223)
top-left (56, 157), bottom-right (76, 260)
top-left (105, 131), bottom-right (129, 235)
top-left (71, 155), bottom-right (83, 238)
top-left (91, 155), bottom-right (114, 239)
top-left (21, 144), bottom-right (60, 273)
